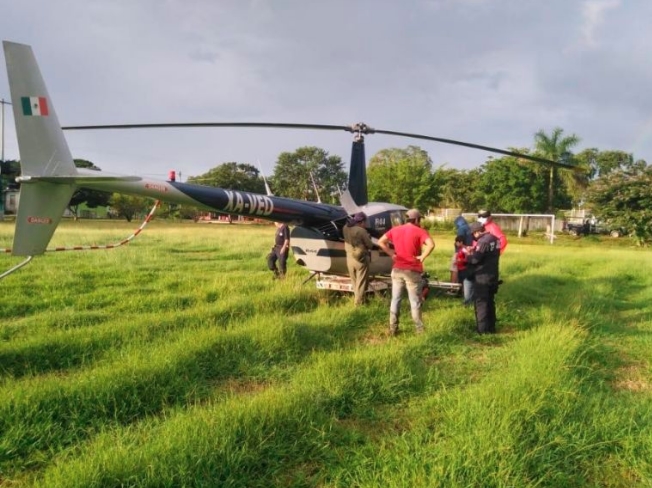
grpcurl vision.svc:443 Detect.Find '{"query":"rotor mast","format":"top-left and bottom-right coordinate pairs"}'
top-left (346, 123), bottom-right (371, 206)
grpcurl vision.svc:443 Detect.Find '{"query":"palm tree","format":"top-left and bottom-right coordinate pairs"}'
top-left (533, 127), bottom-right (583, 212)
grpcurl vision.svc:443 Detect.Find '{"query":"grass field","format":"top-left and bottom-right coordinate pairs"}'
top-left (1, 219), bottom-right (651, 487)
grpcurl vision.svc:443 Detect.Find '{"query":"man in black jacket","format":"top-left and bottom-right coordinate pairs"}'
top-left (467, 221), bottom-right (500, 334)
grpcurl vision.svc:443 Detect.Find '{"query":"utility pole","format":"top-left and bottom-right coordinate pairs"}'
top-left (0, 98), bottom-right (11, 161)
top-left (0, 98), bottom-right (11, 220)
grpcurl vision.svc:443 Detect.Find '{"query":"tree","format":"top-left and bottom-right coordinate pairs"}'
top-left (432, 166), bottom-right (482, 211)
top-left (586, 163), bottom-right (652, 246)
top-left (0, 160), bottom-right (21, 189)
top-left (155, 202), bottom-right (201, 222)
top-left (367, 146), bottom-right (438, 210)
top-left (271, 147), bottom-right (346, 204)
top-left (188, 162), bottom-right (266, 194)
top-left (313, 153), bottom-right (348, 204)
top-left (109, 194), bottom-right (152, 222)
top-left (533, 128), bottom-right (583, 211)
top-left (0, 160), bottom-right (20, 215)
top-left (476, 156), bottom-right (549, 213)
top-left (575, 149), bottom-right (640, 180)
top-left (68, 159), bottom-right (112, 219)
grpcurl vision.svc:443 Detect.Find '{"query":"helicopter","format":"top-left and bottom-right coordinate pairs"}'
top-left (2, 41), bottom-right (570, 279)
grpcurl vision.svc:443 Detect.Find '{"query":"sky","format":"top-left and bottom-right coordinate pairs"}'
top-left (1, 0), bottom-right (651, 181)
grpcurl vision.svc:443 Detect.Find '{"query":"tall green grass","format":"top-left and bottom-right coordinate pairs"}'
top-left (0, 220), bottom-right (651, 486)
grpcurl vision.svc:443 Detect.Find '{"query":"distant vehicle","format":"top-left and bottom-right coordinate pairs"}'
top-left (564, 218), bottom-right (626, 238)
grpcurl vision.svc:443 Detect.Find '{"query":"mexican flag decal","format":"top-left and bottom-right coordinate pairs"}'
top-left (21, 96), bottom-right (49, 116)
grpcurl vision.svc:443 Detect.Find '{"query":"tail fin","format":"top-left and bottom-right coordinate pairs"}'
top-left (4, 41), bottom-right (77, 256)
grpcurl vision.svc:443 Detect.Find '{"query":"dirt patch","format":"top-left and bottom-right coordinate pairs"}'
top-left (222, 378), bottom-right (270, 395)
top-left (613, 365), bottom-right (651, 392)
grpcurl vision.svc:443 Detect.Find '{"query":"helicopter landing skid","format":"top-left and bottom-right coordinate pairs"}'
top-left (314, 273), bottom-right (391, 294)
top-left (426, 279), bottom-right (462, 296)
top-left (312, 273), bottom-right (462, 298)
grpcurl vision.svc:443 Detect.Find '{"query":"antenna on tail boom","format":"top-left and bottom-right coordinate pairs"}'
top-left (257, 160), bottom-right (273, 196)
top-left (309, 172), bottom-right (322, 203)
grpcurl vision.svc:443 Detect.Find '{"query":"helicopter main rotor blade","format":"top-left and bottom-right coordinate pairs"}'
top-left (61, 122), bottom-right (352, 132)
top-left (372, 128), bottom-right (573, 169)
top-left (61, 121), bottom-right (574, 169)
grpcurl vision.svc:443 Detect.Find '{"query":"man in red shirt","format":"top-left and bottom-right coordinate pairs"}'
top-left (477, 210), bottom-right (507, 254)
top-left (378, 209), bottom-right (435, 336)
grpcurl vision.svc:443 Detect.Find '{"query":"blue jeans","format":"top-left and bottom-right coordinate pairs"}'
top-left (390, 268), bottom-right (424, 331)
top-left (463, 278), bottom-right (474, 304)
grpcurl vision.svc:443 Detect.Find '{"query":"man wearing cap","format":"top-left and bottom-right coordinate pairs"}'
top-left (467, 221), bottom-right (500, 334)
top-left (378, 209), bottom-right (435, 335)
top-left (477, 210), bottom-right (507, 254)
top-left (343, 212), bottom-right (374, 306)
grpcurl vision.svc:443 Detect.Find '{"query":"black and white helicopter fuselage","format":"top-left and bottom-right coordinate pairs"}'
top-left (76, 172), bottom-right (405, 277)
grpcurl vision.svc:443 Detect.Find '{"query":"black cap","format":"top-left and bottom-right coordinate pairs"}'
top-left (478, 209), bottom-right (491, 218)
top-left (469, 221), bottom-right (485, 233)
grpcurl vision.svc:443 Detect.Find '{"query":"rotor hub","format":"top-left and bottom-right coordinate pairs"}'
top-left (348, 122), bottom-right (375, 142)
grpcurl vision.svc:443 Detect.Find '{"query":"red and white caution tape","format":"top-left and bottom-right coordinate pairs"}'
top-left (45, 200), bottom-right (161, 252)
top-left (1, 200), bottom-right (160, 255)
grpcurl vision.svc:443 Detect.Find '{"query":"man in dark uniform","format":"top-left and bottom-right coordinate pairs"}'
top-left (467, 221), bottom-right (500, 334)
top-left (268, 221), bottom-right (290, 279)
top-left (343, 212), bottom-right (374, 306)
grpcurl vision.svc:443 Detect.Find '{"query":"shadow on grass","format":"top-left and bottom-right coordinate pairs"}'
top-left (0, 297), bottom-right (413, 475)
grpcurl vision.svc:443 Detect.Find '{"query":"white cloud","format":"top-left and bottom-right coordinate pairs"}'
top-left (1, 0), bottom-right (652, 177)
top-left (579, 0), bottom-right (622, 48)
